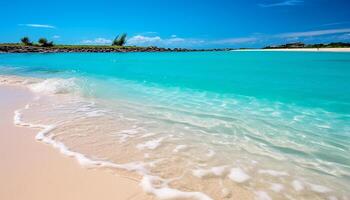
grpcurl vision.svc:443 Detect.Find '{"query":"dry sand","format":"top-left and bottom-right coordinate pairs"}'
top-left (0, 85), bottom-right (154, 200)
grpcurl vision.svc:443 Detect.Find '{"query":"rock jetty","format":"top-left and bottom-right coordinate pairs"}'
top-left (0, 44), bottom-right (232, 53)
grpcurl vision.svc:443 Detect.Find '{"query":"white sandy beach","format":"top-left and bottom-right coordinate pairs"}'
top-left (233, 48), bottom-right (350, 52)
top-left (0, 85), bottom-right (154, 200)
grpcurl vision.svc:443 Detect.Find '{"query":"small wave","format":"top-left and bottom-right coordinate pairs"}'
top-left (13, 105), bottom-right (214, 200)
top-left (29, 78), bottom-right (79, 95)
top-left (5, 74), bottom-right (349, 199)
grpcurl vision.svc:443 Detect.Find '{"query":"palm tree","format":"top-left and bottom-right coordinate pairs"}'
top-left (21, 37), bottom-right (32, 45)
top-left (112, 33), bottom-right (127, 46)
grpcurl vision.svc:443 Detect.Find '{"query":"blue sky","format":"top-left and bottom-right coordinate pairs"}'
top-left (1, 0), bottom-right (350, 48)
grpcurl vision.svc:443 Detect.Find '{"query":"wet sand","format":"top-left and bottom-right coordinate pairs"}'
top-left (0, 85), bottom-right (154, 200)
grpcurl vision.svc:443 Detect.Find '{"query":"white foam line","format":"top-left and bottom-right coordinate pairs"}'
top-left (192, 166), bottom-right (227, 178)
top-left (13, 108), bottom-right (213, 200)
top-left (13, 108), bottom-right (148, 169)
top-left (141, 175), bottom-right (212, 200)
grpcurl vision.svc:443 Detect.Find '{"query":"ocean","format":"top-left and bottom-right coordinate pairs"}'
top-left (0, 51), bottom-right (349, 200)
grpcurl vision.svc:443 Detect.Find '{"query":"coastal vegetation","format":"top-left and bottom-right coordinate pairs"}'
top-left (38, 38), bottom-right (54, 47)
top-left (264, 42), bottom-right (350, 49)
top-left (18, 33), bottom-right (127, 48)
top-left (20, 37), bottom-right (32, 46)
top-left (1, 34), bottom-right (227, 52)
top-left (112, 33), bottom-right (127, 46)
top-left (20, 37), bottom-right (54, 47)
top-left (306, 42), bottom-right (350, 48)
top-left (0, 43), bottom-right (203, 53)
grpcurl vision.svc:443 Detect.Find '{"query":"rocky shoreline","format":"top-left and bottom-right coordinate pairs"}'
top-left (0, 44), bottom-right (232, 53)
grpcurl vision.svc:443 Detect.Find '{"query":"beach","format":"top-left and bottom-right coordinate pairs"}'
top-left (0, 85), bottom-right (153, 200)
top-left (0, 51), bottom-right (349, 200)
top-left (233, 48), bottom-right (350, 52)
top-left (2, 0), bottom-right (350, 199)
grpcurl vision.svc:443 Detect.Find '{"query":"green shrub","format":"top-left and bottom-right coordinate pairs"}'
top-left (38, 38), bottom-right (54, 47)
top-left (38, 38), bottom-right (48, 45)
top-left (21, 37), bottom-right (32, 46)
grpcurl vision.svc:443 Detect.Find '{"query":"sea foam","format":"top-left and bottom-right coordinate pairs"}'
top-left (192, 166), bottom-right (227, 178)
top-left (137, 138), bottom-right (164, 150)
top-left (173, 144), bottom-right (187, 153)
top-left (255, 191), bottom-right (272, 200)
top-left (228, 168), bottom-right (250, 183)
top-left (29, 78), bottom-right (78, 95)
top-left (140, 175), bottom-right (213, 200)
top-left (4, 73), bottom-right (348, 199)
top-left (292, 180), bottom-right (304, 192)
top-left (258, 169), bottom-right (289, 177)
top-left (13, 106), bottom-right (213, 200)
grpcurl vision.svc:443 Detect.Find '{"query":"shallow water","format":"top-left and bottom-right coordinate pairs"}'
top-left (1, 51), bottom-right (350, 200)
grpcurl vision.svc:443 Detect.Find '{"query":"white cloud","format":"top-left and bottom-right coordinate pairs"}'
top-left (81, 28), bottom-right (350, 48)
top-left (165, 37), bottom-right (185, 43)
top-left (19, 24), bottom-right (56, 29)
top-left (277, 28), bottom-right (350, 38)
top-left (259, 0), bottom-right (303, 8)
top-left (81, 37), bottom-right (112, 44)
top-left (53, 35), bottom-right (60, 39)
top-left (127, 35), bottom-right (203, 46)
top-left (212, 37), bottom-right (258, 44)
top-left (127, 35), bottom-right (162, 45)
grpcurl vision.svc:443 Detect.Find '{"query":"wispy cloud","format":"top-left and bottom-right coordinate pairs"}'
top-left (277, 28), bottom-right (350, 38)
top-left (127, 35), bottom-right (203, 47)
top-left (316, 21), bottom-right (350, 28)
top-left (81, 37), bottom-right (112, 44)
top-left (209, 28), bottom-right (350, 46)
top-left (18, 24), bottom-right (56, 29)
top-left (136, 31), bottom-right (158, 36)
top-left (211, 37), bottom-right (258, 45)
top-left (128, 35), bottom-right (257, 47)
top-left (53, 35), bottom-right (60, 39)
top-left (80, 28), bottom-right (350, 47)
top-left (259, 0), bottom-right (303, 8)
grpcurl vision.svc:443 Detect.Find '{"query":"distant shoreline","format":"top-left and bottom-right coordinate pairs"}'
top-left (0, 44), bottom-right (230, 53)
top-left (233, 48), bottom-right (350, 52)
top-left (2, 43), bottom-right (350, 53)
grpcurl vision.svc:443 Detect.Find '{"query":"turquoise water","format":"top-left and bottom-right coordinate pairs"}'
top-left (1, 51), bottom-right (350, 199)
top-left (1, 52), bottom-right (350, 113)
